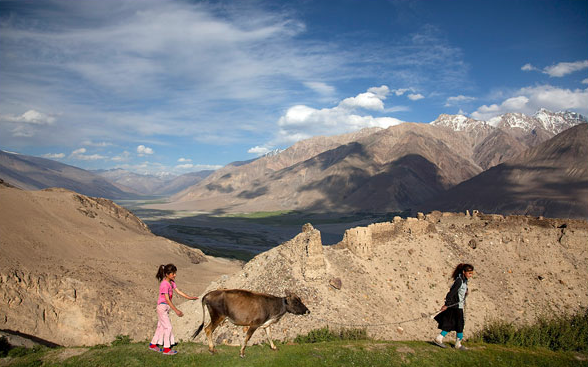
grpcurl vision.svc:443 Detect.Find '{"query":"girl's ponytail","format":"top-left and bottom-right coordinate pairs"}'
top-left (155, 264), bottom-right (166, 282)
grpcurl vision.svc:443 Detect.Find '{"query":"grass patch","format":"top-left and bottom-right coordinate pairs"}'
top-left (295, 327), bottom-right (370, 343)
top-left (471, 309), bottom-right (588, 352)
top-left (1, 340), bottom-right (585, 367)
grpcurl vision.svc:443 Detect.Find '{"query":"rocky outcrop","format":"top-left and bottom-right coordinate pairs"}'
top-left (174, 211), bottom-right (588, 347)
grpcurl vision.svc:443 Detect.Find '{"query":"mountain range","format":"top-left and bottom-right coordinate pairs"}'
top-left (0, 151), bottom-right (212, 198)
top-left (160, 109), bottom-right (587, 218)
top-left (92, 168), bottom-right (213, 196)
top-left (0, 150), bottom-right (138, 200)
top-left (1, 109), bottom-right (586, 219)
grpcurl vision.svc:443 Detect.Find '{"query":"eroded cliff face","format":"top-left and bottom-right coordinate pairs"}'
top-left (174, 212), bottom-right (588, 346)
top-left (1, 270), bottom-right (136, 346)
top-left (0, 185), bottom-right (239, 346)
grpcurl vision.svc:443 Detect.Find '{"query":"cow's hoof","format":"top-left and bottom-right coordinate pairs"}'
top-left (271, 346), bottom-right (278, 351)
top-left (208, 349), bottom-right (216, 355)
top-left (239, 354), bottom-right (246, 358)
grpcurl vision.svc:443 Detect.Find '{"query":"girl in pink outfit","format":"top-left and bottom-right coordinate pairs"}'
top-left (149, 264), bottom-right (198, 355)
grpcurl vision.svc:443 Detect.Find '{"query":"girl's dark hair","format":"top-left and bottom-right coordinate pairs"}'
top-left (451, 263), bottom-right (474, 280)
top-left (156, 264), bottom-right (177, 282)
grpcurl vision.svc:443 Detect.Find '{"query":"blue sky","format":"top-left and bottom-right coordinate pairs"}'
top-left (1, 0), bottom-right (587, 175)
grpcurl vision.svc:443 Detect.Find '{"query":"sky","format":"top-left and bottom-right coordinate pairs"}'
top-left (1, 0), bottom-right (587, 175)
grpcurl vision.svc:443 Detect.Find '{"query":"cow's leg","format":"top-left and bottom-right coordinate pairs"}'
top-left (263, 326), bottom-right (277, 350)
top-left (240, 325), bottom-right (258, 358)
top-left (204, 312), bottom-right (225, 354)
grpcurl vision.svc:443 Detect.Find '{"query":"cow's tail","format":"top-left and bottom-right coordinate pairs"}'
top-left (191, 294), bottom-right (208, 339)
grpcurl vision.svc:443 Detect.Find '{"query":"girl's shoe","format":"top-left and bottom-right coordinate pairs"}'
top-left (162, 348), bottom-right (178, 355)
top-left (148, 344), bottom-right (162, 352)
top-left (433, 335), bottom-right (447, 348)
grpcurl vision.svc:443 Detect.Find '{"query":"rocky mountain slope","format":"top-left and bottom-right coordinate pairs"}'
top-left (159, 110), bottom-right (585, 215)
top-left (165, 123), bottom-right (481, 213)
top-left (0, 150), bottom-right (138, 200)
top-left (174, 213), bottom-right (588, 346)
top-left (422, 123), bottom-right (588, 219)
top-left (0, 183), bottom-right (241, 346)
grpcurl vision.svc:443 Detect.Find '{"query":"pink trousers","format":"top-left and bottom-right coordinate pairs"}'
top-left (150, 303), bottom-right (176, 348)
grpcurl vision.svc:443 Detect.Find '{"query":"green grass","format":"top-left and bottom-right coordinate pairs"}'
top-left (217, 210), bottom-right (411, 226)
top-left (471, 309), bottom-right (588, 352)
top-left (1, 340), bottom-right (586, 367)
top-left (294, 326), bottom-right (369, 343)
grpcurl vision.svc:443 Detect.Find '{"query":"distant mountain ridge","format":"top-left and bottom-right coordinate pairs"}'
top-left (159, 109), bottom-right (587, 218)
top-left (93, 168), bottom-right (213, 196)
top-left (0, 150), bottom-right (139, 199)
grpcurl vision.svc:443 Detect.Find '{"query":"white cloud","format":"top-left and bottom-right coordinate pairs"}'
top-left (82, 140), bottom-right (111, 147)
top-left (582, 78), bottom-right (588, 84)
top-left (248, 146), bottom-right (271, 156)
top-left (340, 91), bottom-right (388, 111)
top-left (367, 85), bottom-right (391, 98)
top-left (1, 109), bottom-right (56, 125)
top-left (543, 60), bottom-right (588, 77)
top-left (521, 60), bottom-right (588, 77)
top-left (178, 157), bottom-right (192, 162)
top-left (70, 147), bottom-right (107, 161)
top-left (174, 163), bottom-right (222, 171)
top-left (137, 145), bottom-right (154, 155)
top-left (176, 163), bottom-right (194, 169)
top-left (304, 82), bottom-right (335, 95)
top-left (471, 85), bottom-right (588, 120)
top-left (273, 86), bottom-right (404, 145)
top-left (408, 93), bottom-right (424, 101)
top-left (445, 95), bottom-right (476, 107)
top-left (42, 153), bottom-right (65, 159)
top-left (0, 109), bottom-right (57, 137)
top-left (72, 148), bottom-right (87, 155)
top-left (392, 88), bottom-right (410, 96)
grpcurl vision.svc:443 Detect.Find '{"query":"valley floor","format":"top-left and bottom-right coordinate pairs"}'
top-left (122, 199), bottom-right (402, 260)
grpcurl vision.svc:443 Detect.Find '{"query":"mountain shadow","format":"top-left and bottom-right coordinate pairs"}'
top-left (423, 123), bottom-right (588, 219)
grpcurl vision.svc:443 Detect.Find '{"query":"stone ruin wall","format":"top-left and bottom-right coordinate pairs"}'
top-left (338, 210), bottom-right (587, 260)
top-left (295, 210), bottom-right (586, 289)
top-left (299, 223), bottom-right (326, 281)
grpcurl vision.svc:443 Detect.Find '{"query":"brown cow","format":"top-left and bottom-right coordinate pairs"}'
top-left (192, 289), bottom-right (310, 357)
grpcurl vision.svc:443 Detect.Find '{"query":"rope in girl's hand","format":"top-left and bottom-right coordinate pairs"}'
top-left (306, 303), bottom-right (459, 332)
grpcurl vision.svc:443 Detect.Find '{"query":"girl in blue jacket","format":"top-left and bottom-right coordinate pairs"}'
top-left (433, 263), bottom-right (474, 350)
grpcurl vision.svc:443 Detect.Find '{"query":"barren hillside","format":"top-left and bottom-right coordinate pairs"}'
top-left (174, 212), bottom-right (588, 346)
top-left (0, 183), bottom-right (241, 346)
top-left (424, 123), bottom-right (588, 219)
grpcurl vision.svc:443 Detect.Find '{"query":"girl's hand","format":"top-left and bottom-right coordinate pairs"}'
top-left (191, 296), bottom-right (199, 300)
top-left (440, 305), bottom-right (447, 312)
top-left (176, 310), bottom-right (184, 317)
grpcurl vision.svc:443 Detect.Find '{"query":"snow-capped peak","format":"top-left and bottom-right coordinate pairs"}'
top-left (430, 114), bottom-right (487, 131)
top-left (533, 109), bottom-right (588, 134)
top-left (432, 109), bottom-right (586, 135)
top-left (263, 148), bottom-right (284, 157)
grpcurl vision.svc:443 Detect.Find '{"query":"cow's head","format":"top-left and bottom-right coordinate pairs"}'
top-left (284, 290), bottom-right (310, 315)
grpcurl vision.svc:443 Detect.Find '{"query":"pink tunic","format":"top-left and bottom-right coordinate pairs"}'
top-left (157, 280), bottom-right (176, 304)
